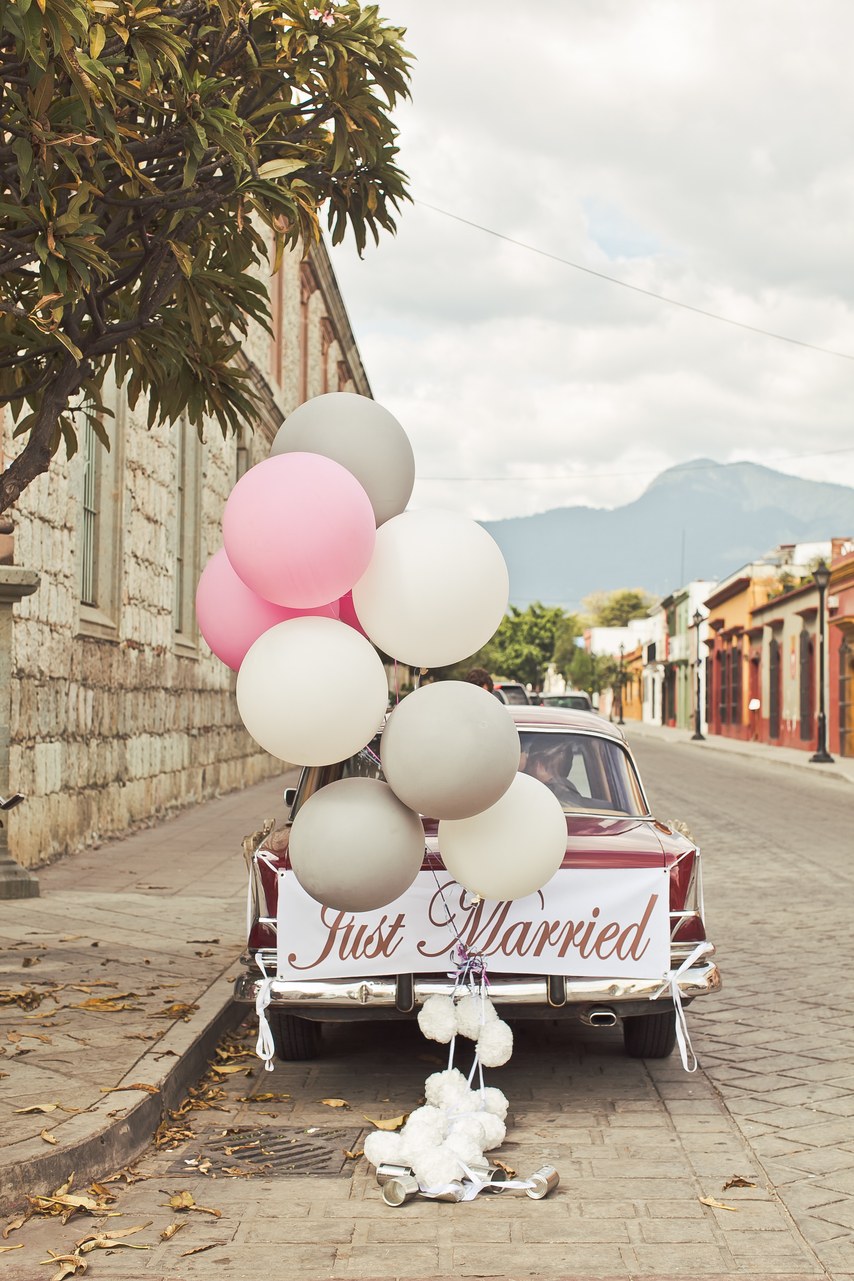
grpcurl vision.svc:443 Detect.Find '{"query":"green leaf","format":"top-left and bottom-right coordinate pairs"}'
top-left (256, 158), bottom-right (306, 179)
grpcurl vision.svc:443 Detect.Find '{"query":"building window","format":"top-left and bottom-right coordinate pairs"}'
top-left (719, 650), bottom-right (729, 724)
top-left (730, 644), bottom-right (742, 725)
top-left (840, 640), bottom-right (853, 758)
top-left (77, 375), bottom-right (125, 638)
top-left (174, 414), bottom-right (202, 646)
top-left (769, 639), bottom-right (781, 739)
top-left (798, 628), bottom-right (814, 741)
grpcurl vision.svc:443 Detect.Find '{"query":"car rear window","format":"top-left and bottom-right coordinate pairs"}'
top-left (496, 685), bottom-right (529, 705)
top-left (519, 729), bottom-right (647, 816)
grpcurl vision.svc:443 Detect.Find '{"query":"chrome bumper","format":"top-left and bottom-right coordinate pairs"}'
top-left (233, 953), bottom-right (720, 1020)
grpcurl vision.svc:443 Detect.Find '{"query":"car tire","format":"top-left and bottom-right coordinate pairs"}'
top-left (269, 1010), bottom-right (322, 1061)
top-left (622, 1011), bottom-right (676, 1058)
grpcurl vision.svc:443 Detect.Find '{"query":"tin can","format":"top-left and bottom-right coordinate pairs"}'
top-left (431, 1180), bottom-right (466, 1202)
top-left (382, 1174), bottom-right (420, 1207)
top-left (525, 1165), bottom-right (560, 1200)
top-left (483, 1164), bottom-right (508, 1193)
top-left (375, 1162), bottom-right (416, 1186)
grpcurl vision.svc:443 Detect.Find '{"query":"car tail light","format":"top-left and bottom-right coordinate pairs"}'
top-left (669, 848), bottom-right (707, 944)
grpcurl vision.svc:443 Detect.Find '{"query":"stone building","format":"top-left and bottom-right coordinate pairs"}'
top-left (0, 238), bottom-right (370, 876)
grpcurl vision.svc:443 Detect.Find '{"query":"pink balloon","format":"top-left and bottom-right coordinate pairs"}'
top-left (337, 589), bottom-right (368, 638)
top-left (196, 548), bottom-right (339, 671)
top-left (223, 453), bottom-right (376, 608)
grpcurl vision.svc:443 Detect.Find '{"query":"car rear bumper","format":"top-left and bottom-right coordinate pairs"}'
top-left (232, 951), bottom-right (720, 1023)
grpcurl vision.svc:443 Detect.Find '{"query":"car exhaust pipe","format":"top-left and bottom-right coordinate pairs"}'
top-left (585, 1008), bottom-right (617, 1027)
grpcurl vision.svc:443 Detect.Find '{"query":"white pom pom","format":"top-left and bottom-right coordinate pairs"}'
top-left (425, 1068), bottom-right (471, 1109)
top-left (410, 1141), bottom-right (465, 1189)
top-left (401, 1105), bottom-right (447, 1146)
top-left (417, 994), bottom-right (457, 1044)
top-left (477, 1111), bottom-right (507, 1151)
top-left (445, 1128), bottom-right (484, 1165)
top-left (447, 1113), bottom-right (488, 1149)
top-left (479, 1086), bottom-right (509, 1120)
top-left (477, 1018), bottom-right (513, 1067)
top-left (454, 993), bottom-right (498, 1040)
top-left (363, 1129), bottom-right (406, 1168)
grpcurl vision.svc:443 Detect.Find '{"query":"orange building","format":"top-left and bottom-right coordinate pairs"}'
top-left (829, 549), bottom-right (854, 757)
top-left (703, 568), bottom-right (784, 740)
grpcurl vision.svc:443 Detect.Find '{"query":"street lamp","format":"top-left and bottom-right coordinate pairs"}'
top-left (617, 644), bottom-right (625, 725)
top-left (691, 609), bottom-right (705, 741)
top-left (809, 560), bottom-right (834, 764)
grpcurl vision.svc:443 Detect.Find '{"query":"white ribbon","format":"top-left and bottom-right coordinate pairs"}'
top-left (649, 940), bottom-right (714, 1073)
top-left (418, 1163), bottom-right (537, 1201)
top-left (254, 951), bottom-right (277, 1073)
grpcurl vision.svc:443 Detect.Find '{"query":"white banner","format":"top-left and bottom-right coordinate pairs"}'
top-left (275, 867), bottom-right (670, 981)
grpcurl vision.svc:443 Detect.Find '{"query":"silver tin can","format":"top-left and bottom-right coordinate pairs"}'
top-left (431, 1180), bottom-right (466, 1202)
top-left (382, 1174), bottom-right (420, 1206)
top-left (375, 1162), bottom-right (416, 1186)
top-left (525, 1165), bottom-right (560, 1199)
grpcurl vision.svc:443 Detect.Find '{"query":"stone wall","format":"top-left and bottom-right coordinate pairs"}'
top-left (1, 237), bottom-right (371, 868)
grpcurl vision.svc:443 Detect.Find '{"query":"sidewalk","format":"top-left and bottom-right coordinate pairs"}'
top-left (620, 717), bottom-right (854, 786)
top-left (0, 770), bottom-right (294, 1214)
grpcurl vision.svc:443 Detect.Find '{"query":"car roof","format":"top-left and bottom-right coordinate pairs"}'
top-left (507, 704), bottom-right (627, 742)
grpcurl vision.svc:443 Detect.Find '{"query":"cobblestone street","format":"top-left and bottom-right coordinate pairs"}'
top-left (4, 731), bottom-right (853, 1280)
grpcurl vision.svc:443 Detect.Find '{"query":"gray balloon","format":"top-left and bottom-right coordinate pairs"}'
top-left (381, 681), bottom-right (521, 820)
top-left (271, 393), bottom-right (415, 527)
top-left (289, 777), bottom-right (425, 912)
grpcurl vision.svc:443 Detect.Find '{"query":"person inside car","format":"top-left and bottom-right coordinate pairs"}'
top-left (523, 738), bottom-right (583, 807)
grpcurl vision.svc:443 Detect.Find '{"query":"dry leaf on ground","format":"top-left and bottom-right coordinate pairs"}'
top-left (343, 1149), bottom-right (363, 1161)
top-left (73, 998), bottom-right (140, 1012)
top-left (0, 989), bottom-right (45, 1010)
top-left (38, 1250), bottom-right (88, 1279)
top-left (320, 1098), bottom-right (349, 1109)
top-left (15, 1102), bottom-right (59, 1114)
top-left (699, 1195), bottom-right (738, 1212)
top-left (75, 1223), bottom-right (151, 1253)
top-left (236, 1092), bottom-right (290, 1102)
top-left (492, 1159), bottom-right (516, 1178)
top-left (210, 1064), bottom-right (249, 1076)
top-left (0, 1243), bottom-right (23, 1252)
top-left (2, 1212), bottom-right (29, 1238)
top-left (722, 1175), bottom-right (758, 1190)
top-left (161, 1190), bottom-right (221, 1218)
top-left (160, 1221), bottom-right (185, 1241)
top-left (99, 1083), bottom-right (159, 1095)
top-left (156, 1002), bottom-right (199, 1020)
top-left (180, 1241), bottom-right (227, 1257)
top-left (362, 1113), bottom-right (407, 1131)
top-left (102, 1167), bottom-right (145, 1184)
top-left (40, 1128), bottom-right (58, 1144)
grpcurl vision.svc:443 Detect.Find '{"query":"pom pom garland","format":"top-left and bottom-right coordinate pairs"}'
top-left (476, 1018), bottom-right (513, 1067)
top-left (417, 994), bottom-right (457, 1044)
top-left (454, 992), bottom-right (498, 1040)
top-left (363, 1129), bottom-right (406, 1168)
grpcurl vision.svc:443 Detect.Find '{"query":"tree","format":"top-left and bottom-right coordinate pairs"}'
top-left (476, 602), bottom-right (566, 691)
top-left (582, 588), bottom-right (657, 627)
top-left (566, 648), bottom-right (617, 699)
top-left (0, 0), bottom-right (410, 513)
top-left (551, 611), bottom-right (583, 684)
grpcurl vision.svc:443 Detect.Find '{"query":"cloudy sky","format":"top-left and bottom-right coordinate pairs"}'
top-left (328, 0), bottom-right (854, 522)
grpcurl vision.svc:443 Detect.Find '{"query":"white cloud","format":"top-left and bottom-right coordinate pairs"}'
top-left (330, 0), bottom-right (854, 520)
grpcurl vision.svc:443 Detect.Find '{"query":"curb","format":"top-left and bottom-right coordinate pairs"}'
top-left (0, 967), bottom-right (244, 1215)
top-left (623, 724), bottom-right (854, 786)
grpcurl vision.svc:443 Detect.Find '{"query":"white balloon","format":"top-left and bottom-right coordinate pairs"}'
top-left (271, 392), bottom-right (415, 527)
top-left (381, 681), bottom-right (520, 819)
top-left (236, 616), bottom-right (387, 765)
top-left (289, 778), bottom-right (425, 912)
top-left (438, 772), bottom-right (567, 901)
top-left (352, 510), bottom-right (509, 668)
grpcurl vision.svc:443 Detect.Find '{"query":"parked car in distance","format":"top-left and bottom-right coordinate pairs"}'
top-left (540, 691), bottom-right (594, 712)
top-left (492, 681), bottom-right (531, 705)
top-left (237, 706), bottom-right (719, 1064)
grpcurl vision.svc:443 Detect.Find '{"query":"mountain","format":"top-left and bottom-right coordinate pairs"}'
top-left (480, 459), bottom-right (854, 609)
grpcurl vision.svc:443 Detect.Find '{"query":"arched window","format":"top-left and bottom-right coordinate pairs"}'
top-left (769, 639), bottom-right (781, 739)
top-left (798, 628), bottom-right (814, 742)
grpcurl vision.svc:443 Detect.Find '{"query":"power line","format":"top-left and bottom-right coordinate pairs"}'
top-left (415, 446), bottom-right (854, 484)
top-left (415, 199), bottom-right (854, 363)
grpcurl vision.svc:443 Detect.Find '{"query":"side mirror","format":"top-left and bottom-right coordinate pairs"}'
top-left (283, 787), bottom-right (297, 811)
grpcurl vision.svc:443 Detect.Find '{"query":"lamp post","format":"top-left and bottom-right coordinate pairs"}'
top-left (809, 560), bottom-right (834, 764)
top-left (617, 644), bottom-right (625, 725)
top-left (691, 609), bottom-right (705, 741)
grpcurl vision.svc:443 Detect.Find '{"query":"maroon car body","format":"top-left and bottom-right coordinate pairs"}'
top-left (235, 707), bottom-right (720, 1061)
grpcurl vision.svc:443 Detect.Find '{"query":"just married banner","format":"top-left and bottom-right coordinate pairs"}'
top-left (275, 866), bottom-right (670, 981)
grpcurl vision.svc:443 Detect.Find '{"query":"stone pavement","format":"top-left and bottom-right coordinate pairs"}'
top-left (0, 769), bottom-right (295, 1213)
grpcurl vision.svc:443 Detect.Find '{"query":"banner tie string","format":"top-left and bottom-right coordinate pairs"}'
top-left (254, 951), bottom-right (277, 1072)
top-left (649, 939), bottom-right (714, 1072)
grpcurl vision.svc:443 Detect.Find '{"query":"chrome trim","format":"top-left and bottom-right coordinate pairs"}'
top-left (233, 958), bottom-right (720, 1011)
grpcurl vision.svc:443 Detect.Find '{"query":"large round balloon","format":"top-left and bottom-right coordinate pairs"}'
top-left (271, 393), bottom-right (415, 527)
top-left (289, 777), bottom-right (425, 912)
top-left (195, 548), bottom-right (338, 671)
top-left (381, 681), bottom-right (520, 819)
top-left (438, 772), bottom-right (567, 901)
top-left (236, 617), bottom-right (388, 765)
top-left (351, 510), bottom-right (510, 668)
top-left (223, 452), bottom-right (375, 608)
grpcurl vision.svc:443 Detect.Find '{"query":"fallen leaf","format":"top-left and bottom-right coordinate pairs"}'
top-left (210, 1064), bottom-right (249, 1076)
top-left (0, 989), bottom-right (44, 1009)
top-left (22, 955), bottom-right (41, 967)
top-left (75, 1223), bottom-right (152, 1253)
top-left (180, 1241), bottom-right (227, 1257)
top-left (99, 1083), bottom-right (159, 1095)
top-left (195, 949), bottom-right (214, 958)
top-left (40, 1128), bottom-right (58, 1144)
top-left (157, 1002), bottom-right (199, 1020)
top-left (59, 935), bottom-right (84, 942)
top-left (38, 1250), bottom-right (88, 1279)
top-left (492, 1158), bottom-right (516, 1178)
top-left (161, 1190), bottom-right (221, 1218)
top-left (15, 1102), bottom-right (60, 1114)
top-left (2, 1212), bottom-right (29, 1238)
top-left (0, 1243), bottom-right (23, 1252)
top-left (103, 1167), bottom-right (145, 1184)
top-left (73, 997), bottom-right (140, 1012)
top-left (343, 1148), bottom-right (363, 1161)
top-left (188, 938), bottom-right (220, 944)
top-left (722, 1175), bottom-right (758, 1190)
top-left (699, 1195), bottom-right (739, 1212)
top-left (320, 1098), bottom-right (349, 1109)
top-left (128, 1032), bottom-right (156, 1042)
top-left (362, 1113), bottom-right (407, 1131)
top-left (236, 1092), bottom-right (290, 1102)
top-left (160, 1221), bottom-right (185, 1241)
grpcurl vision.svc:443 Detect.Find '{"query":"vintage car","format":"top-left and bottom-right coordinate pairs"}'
top-left (539, 691), bottom-right (594, 712)
top-left (235, 706), bottom-right (719, 1062)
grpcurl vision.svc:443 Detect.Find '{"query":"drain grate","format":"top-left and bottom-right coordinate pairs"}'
top-left (171, 1127), bottom-right (365, 1178)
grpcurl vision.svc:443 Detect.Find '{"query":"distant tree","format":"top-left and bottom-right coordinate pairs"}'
top-left (551, 612), bottom-right (584, 684)
top-left (0, 0), bottom-right (410, 513)
top-left (443, 602), bottom-right (565, 691)
top-left (582, 588), bottom-right (657, 627)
